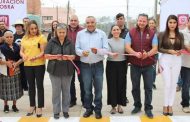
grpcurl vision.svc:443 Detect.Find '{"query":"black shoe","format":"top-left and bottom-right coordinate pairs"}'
top-left (36, 114), bottom-right (42, 118)
top-left (153, 84), bottom-right (156, 89)
top-left (145, 110), bottom-right (154, 119)
top-left (36, 112), bottom-right (42, 118)
top-left (12, 105), bottom-right (19, 112)
top-left (36, 108), bottom-right (42, 118)
top-left (63, 112), bottom-right (69, 118)
top-left (4, 105), bottom-right (9, 113)
top-left (163, 112), bottom-right (168, 116)
top-left (168, 112), bottom-right (173, 116)
top-left (131, 107), bottom-right (141, 114)
top-left (95, 111), bottom-right (102, 119)
top-left (26, 107), bottom-right (36, 116)
top-left (69, 102), bottom-right (76, 108)
top-left (83, 110), bottom-right (93, 118)
top-left (54, 113), bottom-right (60, 119)
top-left (23, 87), bottom-right (28, 91)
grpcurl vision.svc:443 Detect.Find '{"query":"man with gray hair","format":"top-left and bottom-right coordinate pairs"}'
top-left (76, 16), bottom-right (108, 119)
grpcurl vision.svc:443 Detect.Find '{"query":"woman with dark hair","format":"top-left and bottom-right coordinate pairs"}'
top-left (106, 25), bottom-right (127, 114)
top-left (45, 23), bottom-right (75, 119)
top-left (47, 20), bottom-right (59, 41)
top-left (158, 15), bottom-right (184, 116)
top-left (0, 31), bottom-right (23, 113)
top-left (20, 20), bottom-right (47, 117)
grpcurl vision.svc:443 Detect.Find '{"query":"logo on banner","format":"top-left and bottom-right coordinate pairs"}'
top-left (0, 15), bottom-right (9, 27)
top-left (178, 14), bottom-right (189, 30)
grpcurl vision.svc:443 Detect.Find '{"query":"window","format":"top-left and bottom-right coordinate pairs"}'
top-left (42, 16), bottom-right (53, 20)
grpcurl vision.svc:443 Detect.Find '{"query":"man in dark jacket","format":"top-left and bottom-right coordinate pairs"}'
top-left (67, 15), bottom-right (84, 107)
top-left (125, 13), bottom-right (158, 119)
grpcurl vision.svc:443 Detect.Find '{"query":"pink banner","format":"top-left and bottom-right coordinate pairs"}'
top-left (0, 15), bottom-right (9, 27)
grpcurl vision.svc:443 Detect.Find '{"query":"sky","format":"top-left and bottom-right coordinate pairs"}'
top-left (41, 0), bottom-right (159, 22)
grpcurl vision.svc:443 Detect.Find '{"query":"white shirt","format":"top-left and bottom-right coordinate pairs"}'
top-left (181, 27), bottom-right (190, 68)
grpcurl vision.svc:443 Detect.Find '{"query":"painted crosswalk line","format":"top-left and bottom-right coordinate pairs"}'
top-left (169, 116), bottom-right (190, 122)
top-left (18, 117), bottom-right (50, 122)
top-left (110, 116), bottom-right (141, 122)
top-left (140, 115), bottom-right (172, 122)
top-left (0, 117), bottom-right (21, 122)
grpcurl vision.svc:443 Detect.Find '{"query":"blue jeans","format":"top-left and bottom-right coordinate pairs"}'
top-left (130, 64), bottom-right (154, 110)
top-left (181, 67), bottom-right (190, 107)
top-left (177, 73), bottom-right (184, 87)
top-left (153, 54), bottom-right (158, 84)
top-left (81, 61), bottom-right (104, 112)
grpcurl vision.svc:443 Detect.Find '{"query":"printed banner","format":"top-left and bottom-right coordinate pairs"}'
top-left (160, 0), bottom-right (190, 31)
top-left (0, 0), bottom-right (27, 32)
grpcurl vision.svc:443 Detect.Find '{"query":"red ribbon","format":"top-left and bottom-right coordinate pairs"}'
top-left (180, 49), bottom-right (190, 55)
top-left (46, 55), bottom-right (80, 75)
top-left (70, 60), bottom-right (80, 75)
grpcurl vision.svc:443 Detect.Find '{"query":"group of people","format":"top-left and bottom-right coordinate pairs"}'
top-left (0, 12), bottom-right (190, 120)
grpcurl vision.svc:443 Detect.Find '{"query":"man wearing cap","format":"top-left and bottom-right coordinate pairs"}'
top-left (12, 20), bottom-right (28, 91)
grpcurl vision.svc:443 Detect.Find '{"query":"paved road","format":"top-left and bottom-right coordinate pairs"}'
top-left (0, 63), bottom-right (189, 122)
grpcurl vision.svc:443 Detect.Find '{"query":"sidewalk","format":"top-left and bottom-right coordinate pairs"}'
top-left (0, 64), bottom-right (189, 122)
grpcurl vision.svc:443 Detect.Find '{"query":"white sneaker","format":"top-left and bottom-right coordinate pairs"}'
top-left (182, 107), bottom-right (190, 113)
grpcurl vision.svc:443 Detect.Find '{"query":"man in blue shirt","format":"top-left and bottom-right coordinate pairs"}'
top-left (76, 16), bottom-right (108, 119)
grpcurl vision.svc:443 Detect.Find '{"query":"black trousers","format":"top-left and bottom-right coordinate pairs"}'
top-left (181, 67), bottom-right (190, 107)
top-left (106, 60), bottom-right (127, 107)
top-left (20, 63), bottom-right (28, 90)
top-left (24, 65), bottom-right (45, 108)
top-left (70, 61), bottom-right (84, 104)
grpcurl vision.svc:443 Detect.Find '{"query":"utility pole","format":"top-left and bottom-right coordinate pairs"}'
top-left (56, 5), bottom-right (58, 21)
top-left (154, 0), bottom-right (158, 19)
top-left (66, 0), bottom-right (70, 26)
top-left (126, 0), bottom-right (129, 22)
